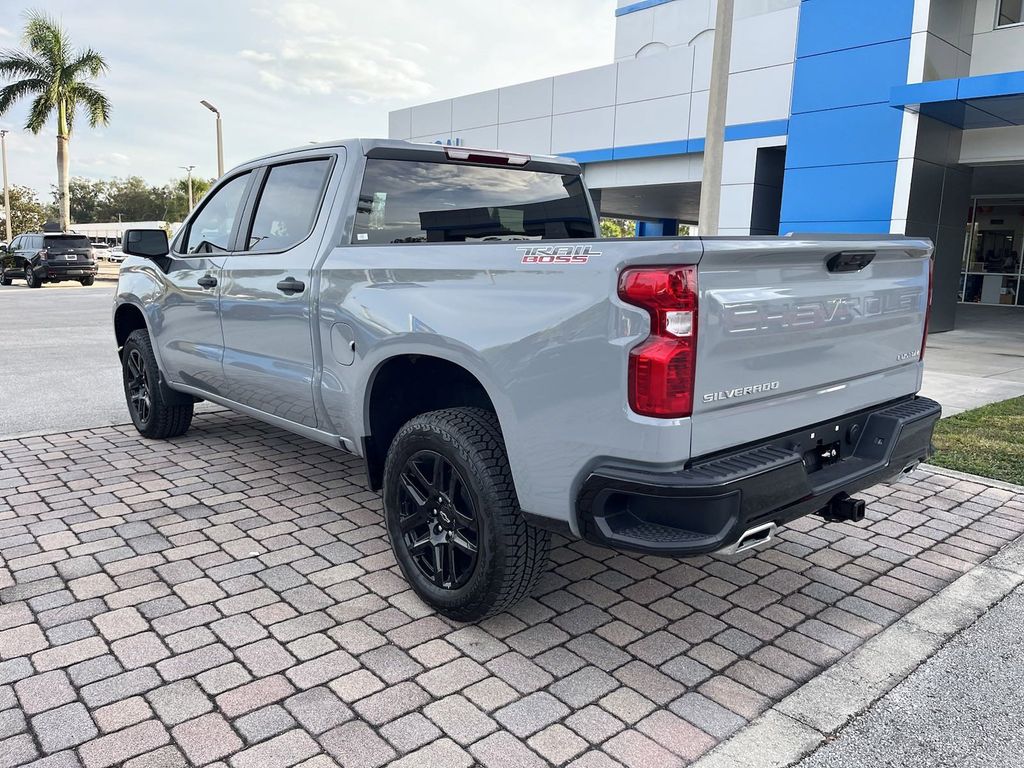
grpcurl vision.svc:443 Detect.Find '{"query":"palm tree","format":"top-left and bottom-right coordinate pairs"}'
top-left (0, 11), bottom-right (110, 231)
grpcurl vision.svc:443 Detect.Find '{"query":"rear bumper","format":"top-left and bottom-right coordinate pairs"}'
top-left (576, 396), bottom-right (941, 557)
top-left (41, 263), bottom-right (97, 280)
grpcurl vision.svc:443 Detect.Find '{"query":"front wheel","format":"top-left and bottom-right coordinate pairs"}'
top-left (383, 407), bottom-right (549, 621)
top-left (0, 267), bottom-right (11, 286)
top-left (122, 329), bottom-right (193, 439)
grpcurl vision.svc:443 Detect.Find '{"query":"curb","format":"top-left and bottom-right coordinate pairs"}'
top-left (691, 529), bottom-right (1024, 768)
top-left (920, 462), bottom-right (1024, 494)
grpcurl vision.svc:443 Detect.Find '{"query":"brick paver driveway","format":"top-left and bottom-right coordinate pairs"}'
top-left (1, 411), bottom-right (1022, 768)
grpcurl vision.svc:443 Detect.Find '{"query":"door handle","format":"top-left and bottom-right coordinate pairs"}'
top-left (197, 275), bottom-right (218, 288)
top-left (276, 277), bottom-right (305, 295)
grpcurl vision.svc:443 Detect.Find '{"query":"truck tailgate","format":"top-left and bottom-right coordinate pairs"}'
top-left (690, 236), bottom-right (932, 458)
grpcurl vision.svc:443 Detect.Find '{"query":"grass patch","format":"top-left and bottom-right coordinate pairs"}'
top-left (931, 395), bottom-right (1024, 486)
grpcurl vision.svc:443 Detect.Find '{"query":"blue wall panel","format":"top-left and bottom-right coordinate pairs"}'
top-left (790, 39), bottom-right (912, 114)
top-left (779, 220), bottom-right (893, 235)
top-left (780, 163), bottom-right (900, 224)
top-left (796, 0), bottom-right (915, 58)
top-left (786, 104), bottom-right (905, 168)
top-left (779, 0), bottom-right (914, 235)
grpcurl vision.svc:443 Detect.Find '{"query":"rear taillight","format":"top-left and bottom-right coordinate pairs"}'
top-left (618, 266), bottom-right (698, 418)
top-left (920, 255), bottom-right (934, 360)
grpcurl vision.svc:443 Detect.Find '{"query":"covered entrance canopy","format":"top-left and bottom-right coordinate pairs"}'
top-left (592, 181), bottom-right (701, 224)
top-left (891, 70), bottom-right (1024, 129)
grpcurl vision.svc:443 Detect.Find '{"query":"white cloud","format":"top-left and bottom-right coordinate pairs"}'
top-left (239, 34), bottom-right (434, 102)
top-left (76, 151), bottom-right (131, 170)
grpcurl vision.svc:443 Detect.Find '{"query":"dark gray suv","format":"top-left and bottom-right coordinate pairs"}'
top-left (0, 232), bottom-right (98, 287)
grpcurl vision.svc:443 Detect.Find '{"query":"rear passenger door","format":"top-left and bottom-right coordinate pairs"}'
top-left (218, 153), bottom-right (338, 428)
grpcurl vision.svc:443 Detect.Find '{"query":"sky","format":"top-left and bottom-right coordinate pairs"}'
top-left (0, 0), bottom-right (616, 200)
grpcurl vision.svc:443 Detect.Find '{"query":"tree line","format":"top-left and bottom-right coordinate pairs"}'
top-left (64, 175), bottom-right (215, 225)
top-left (0, 175), bottom-right (215, 239)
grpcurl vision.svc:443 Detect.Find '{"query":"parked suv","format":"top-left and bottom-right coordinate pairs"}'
top-left (1, 232), bottom-right (98, 287)
top-left (113, 139), bottom-right (940, 620)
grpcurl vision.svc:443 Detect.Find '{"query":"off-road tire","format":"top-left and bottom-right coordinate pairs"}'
top-left (383, 407), bottom-right (550, 621)
top-left (122, 329), bottom-right (193, 439)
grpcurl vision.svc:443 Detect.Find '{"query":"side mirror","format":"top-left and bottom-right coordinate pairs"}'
top-left (122, 229), bottom-right (169, 258)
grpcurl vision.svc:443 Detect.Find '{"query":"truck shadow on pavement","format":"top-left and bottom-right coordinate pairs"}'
top-left (0, 410), bottom-right (1021, 768)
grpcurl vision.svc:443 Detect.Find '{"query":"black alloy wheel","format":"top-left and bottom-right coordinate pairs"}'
top-left (124, 347), bottom-right (152, 426)
top-left (396, 449), bottom-right (479, 590)
top-left (382, 407), bottom-right (550, 621)
top-left (120, 329), bottom-right (193, 439)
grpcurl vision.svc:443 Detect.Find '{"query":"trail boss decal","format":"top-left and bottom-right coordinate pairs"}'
top-left (518, 245), bottom-right (599, 264)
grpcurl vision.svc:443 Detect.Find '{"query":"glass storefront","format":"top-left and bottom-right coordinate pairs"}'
top-left (961, 198), bottom-right (1024, 307)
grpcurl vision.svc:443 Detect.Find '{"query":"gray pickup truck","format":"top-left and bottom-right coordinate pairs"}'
top-left (113, 139), bottom-right (940, 620)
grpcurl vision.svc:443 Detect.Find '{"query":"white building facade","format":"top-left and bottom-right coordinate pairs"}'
top-left (390, 0), bottom-right (1024, 331)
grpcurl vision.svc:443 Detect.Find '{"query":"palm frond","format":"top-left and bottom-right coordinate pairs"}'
top-left (25, 91), bottom-right (54, 134)
top-left (0, 77), bottom-right (46, 117)
top-left (64, 48), bottom-right (107, 81)
top-left (67, 82), bottom-right (110, 130)
top-left (22, 10), bottom-right (70, 69)
top-left (0, 49), bottom-right (47, 79)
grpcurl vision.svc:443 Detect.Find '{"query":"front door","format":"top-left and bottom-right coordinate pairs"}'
top-left (155, 170), bottom-right (255, 396)
top-left (218, 154), bottom-right (338, 428)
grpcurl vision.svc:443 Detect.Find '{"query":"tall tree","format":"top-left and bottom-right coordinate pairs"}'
top-left (0, 184), bottom-right (47, 237)
top-left (0, 10), bottom-right (111, 230)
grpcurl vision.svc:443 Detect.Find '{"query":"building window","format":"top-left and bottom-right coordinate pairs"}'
top-left (997, 0), bottom-right (1023, 27)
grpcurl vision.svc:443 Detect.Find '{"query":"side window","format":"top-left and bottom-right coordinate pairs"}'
top-left (998, 0), bottom-right (1022, 26)
top-left (245, 158), bottom-right (332, 252)
top-left (182, 172), bottom-right (251, 254)
top-left (10, 236), bottom-right (20, 250)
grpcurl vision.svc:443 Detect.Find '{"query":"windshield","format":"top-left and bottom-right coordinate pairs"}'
top-left (44, 235), bottom-right (93, 250)
top-left (352, 159), bottom-right (595, 244)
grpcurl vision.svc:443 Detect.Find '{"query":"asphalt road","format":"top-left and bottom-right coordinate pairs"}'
top-left (0, 282), bottom-right (132, 437)
top-left (796, 584), bottom-right (1024, 768)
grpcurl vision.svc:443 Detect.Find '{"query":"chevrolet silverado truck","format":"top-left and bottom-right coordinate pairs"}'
top-left (113, 139), bottom-right (940, 620)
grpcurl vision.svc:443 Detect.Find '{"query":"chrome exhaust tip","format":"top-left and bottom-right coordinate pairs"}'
top-left (721, 522), bottom-right (777, 556)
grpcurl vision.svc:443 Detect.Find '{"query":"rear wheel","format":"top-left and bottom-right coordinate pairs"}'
top-left (383, 407), bottom-right (549, 621)
top-left (122, 329), bottom-right (193, 439)
top-left (80, 276), bottom-right (95, 286)
top-left (24, 264), bottom-right (40, 288)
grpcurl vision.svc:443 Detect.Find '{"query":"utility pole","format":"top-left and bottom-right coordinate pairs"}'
top-left (180, 165), bottom-right (196, 211)
top-left (200, 100), bottom-right (224, 177)
top-left (1, 130), bottom-right (11, 244)
top-left (698, 0), bottom-right (735, 236)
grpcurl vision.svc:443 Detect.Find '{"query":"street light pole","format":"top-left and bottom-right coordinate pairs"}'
top-left (179, 165), bottom-right (196, 211)
top-left (1, 130), bottom-right (11, 244)
top-left (200, 100), bottom-right (224, 177)
top-left (697, 0), bottom-right (735, 237)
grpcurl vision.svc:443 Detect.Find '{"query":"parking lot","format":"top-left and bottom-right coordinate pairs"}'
top-left (0, 283), bottom-right (218, 438)
top-left (1, 407), bottom-right (1022, 767)
top-left (2, 282), bottom-right (1024, 768)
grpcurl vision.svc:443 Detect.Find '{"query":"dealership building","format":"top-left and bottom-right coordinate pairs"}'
top-left (389, 0), bottom-right (1024, 331)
